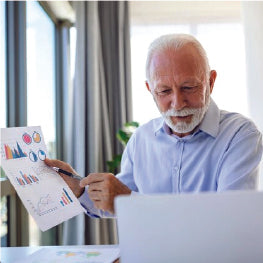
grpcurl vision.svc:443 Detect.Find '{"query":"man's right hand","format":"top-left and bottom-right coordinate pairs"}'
top-left (44, 158), bottom-right (85, 198)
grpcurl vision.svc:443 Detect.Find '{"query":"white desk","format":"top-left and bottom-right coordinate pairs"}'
top-left (1, 245), bottom-right (119, 263)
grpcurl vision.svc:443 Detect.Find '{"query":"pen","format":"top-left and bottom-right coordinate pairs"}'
top-left (52, 167), bottom-right (82, 180)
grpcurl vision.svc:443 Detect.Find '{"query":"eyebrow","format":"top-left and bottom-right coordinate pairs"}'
top-left (180, 78), bottom-right (201, 85)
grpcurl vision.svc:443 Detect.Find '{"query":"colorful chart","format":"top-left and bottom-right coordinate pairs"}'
top-left (86, 252), bottom-right (101, 258)
top-left (56, 251), bottom-right (101, 258)
top-left (4, 142), bottom-right (27, 159)
top-left (38, 149), bottom-right (46, 161)
top-left (16, 171), bottom-right (39, 186)
top-left (60, 188), bottom-right (73, 206)
top-left (22, 133), bottom-right (32, 145)
top-left (27, 195), bottom-right (58, 216)
top-left (18, 247), bottom-right (120, 263)
top-left (33, 131), bottom-right (41, 143)
top-left (1, 126), bottom-right (84, 231)
top-left (29, 151), bottom-right (38, 162)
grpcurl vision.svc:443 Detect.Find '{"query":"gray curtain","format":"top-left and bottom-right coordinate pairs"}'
top-left (63, 1), bottom-right (132, 245)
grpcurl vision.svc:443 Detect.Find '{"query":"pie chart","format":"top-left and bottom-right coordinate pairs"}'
top-left (22, 133), bottom-right (32, 145)
top-left (29, 151), bottom-right (38, 162)
top-left (38, 149), bottom-right (46, 161)
top-left (33, 131), bottom-right (41, 143)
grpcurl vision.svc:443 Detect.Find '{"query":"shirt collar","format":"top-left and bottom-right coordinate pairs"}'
top-left (198, 98), bottom-right (220, 138)
top-left (154, 98), bottom-right (220, 138)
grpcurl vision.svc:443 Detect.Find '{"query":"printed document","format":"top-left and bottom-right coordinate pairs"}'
top-left (0, 126), bottom-right (84, 231)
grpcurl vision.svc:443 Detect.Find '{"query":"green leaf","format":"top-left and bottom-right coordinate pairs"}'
top-left (124, 121), bottom-right (139, 128)
top-left (107, 121), bottom-right (140, 174)
top-left (106, 154), bottom-right (122, 174)
top-left (117, 130), bottom-right (130, 145)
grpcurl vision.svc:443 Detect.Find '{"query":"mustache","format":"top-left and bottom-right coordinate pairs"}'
top-left (162, 108), bottom-right (203, 117)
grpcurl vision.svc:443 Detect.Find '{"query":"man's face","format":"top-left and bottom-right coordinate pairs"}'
top-left (146, 45), bottom-right (216, 137)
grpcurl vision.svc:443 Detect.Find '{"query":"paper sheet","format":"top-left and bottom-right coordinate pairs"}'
top-left (14, 247), bottom-right (120, 263)
top-left (0, 126), bottom-right (84, 231)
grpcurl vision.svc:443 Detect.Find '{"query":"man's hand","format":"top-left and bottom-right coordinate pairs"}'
top-left (44, 158), bottom-right (85, 198)
top-left (80, 173), bottom-right (131, 214)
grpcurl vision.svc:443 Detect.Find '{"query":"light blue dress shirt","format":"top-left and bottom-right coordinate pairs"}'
top-left (79, 99), bottom-right (263, 217)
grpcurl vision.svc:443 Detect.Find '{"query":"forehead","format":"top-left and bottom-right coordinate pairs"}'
top-left (150, 45), bottom-right (206, 84)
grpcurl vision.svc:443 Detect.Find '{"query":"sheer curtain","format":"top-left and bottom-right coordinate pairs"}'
top-left (63, 1), bottom-right (132, 245)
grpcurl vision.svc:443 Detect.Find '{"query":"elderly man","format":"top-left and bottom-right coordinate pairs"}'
top-left (45, 34), bottom-right (262, 217)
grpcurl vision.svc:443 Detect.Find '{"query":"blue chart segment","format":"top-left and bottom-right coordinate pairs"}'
top-left (17, 171), bottom-right (39, 186)
top-left (60, 188), bottom-right (73, 206)
top-left (29, 151), bottom-right (38, 162)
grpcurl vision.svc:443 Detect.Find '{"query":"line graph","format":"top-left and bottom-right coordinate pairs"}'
top-left (27, 194), bottom-right (58, 216)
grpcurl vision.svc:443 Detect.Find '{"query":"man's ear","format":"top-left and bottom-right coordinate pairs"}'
top-left (145, 81), bottom-right (152, 93)
top-left (209, 70), bottom-right (217, 94)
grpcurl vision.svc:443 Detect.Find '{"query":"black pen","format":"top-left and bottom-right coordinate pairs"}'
top-left (52, 167), bottom-right (82, 180)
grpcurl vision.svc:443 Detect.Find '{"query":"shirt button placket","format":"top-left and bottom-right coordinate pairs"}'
top-left (172, 166), bottom-right (179, 192)
top-left (173, 140), bottom-right (185, 193)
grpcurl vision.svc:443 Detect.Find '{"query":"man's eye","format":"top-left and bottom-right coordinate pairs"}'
top-left (157, 89), bottom-right (171, 95)
top-left (182, 86), bottom-right (197, 92)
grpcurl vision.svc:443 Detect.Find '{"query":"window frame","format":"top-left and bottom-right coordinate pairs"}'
top-left (1, 0), bottom-right (74, 247)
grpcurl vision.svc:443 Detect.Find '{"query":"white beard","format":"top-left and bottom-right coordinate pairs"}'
top-left (161, 97), bottom-right (210, 134)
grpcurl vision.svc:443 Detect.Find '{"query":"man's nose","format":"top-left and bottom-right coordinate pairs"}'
top-left (170, 90), bottom-right (187, 110)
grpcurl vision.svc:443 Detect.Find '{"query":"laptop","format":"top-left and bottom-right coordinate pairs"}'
top-left (115, 191), bottom-right (263, 263)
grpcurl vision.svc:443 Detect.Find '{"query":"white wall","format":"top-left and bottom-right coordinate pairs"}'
top-left (242, 2), bottom-right (263, 132)
top-left (242, 2), bottom-right (263, 188)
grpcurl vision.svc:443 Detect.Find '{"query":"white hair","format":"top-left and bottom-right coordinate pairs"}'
top-left (145, 34), bottom-right (210, 84)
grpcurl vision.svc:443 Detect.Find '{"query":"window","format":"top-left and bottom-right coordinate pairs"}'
top-left (0, 1), bottom-right (8, 247)
top-left (0, 1), bottom-right (6, 129)
top-left (1, 1), bottom-right (74, 247)
top-left (26, 1), bottom-right (57, 246)
top-left (130, 2), bottom-right (248, 125)
top-left (26, 1), bottom-right (56, 159)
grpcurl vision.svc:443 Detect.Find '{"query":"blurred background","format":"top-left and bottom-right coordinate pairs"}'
top-left (1, 0), bottom-right (263, 248)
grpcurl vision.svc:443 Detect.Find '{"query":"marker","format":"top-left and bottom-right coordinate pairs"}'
top-left (52, 167), bottom-right (82, 180)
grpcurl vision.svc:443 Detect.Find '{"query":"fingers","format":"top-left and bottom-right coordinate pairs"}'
top-left (44, 158), bottom-right (76, 174)
top-left (79, 173), bottom-right (113, 187)
top-left (43, 159), bottom-right (84, 198)
top-left (44, 158), bottom-right (67, 169)
top-left (82, 173), bottom-right (131, 214)
top-left (88, 181), bottom-right (103, 192)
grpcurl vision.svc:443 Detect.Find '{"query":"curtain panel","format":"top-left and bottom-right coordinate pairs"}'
top-left (63, 1), bottom-right (132, 245)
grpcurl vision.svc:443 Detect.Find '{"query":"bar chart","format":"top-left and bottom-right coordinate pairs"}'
top-left (60, 188), bottom-right (73, 206)
top-left (17, 171), bottom-right (39, 186)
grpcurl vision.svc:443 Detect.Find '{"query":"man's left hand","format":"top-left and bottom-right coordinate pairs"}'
top-left (80, 173), bottom-right (131, 214)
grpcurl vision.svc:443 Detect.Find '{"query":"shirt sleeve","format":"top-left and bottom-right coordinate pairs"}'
top-left (116, 133), bottom-right (138, 192)
top-left (217, 127), bottom-right (263, 191)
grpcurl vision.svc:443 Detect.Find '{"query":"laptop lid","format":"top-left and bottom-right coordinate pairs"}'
top-left (115, 191), bottom-right (263, 263)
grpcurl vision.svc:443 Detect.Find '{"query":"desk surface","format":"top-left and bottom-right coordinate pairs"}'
top-left (1, 245), bottom-right (119, 263)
